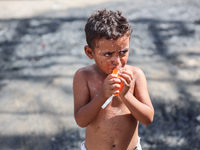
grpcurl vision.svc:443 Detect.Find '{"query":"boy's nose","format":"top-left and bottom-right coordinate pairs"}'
top-left (111, 56), bottom-right (121, 66)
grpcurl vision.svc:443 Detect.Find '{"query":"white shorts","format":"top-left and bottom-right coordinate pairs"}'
top-left (81, 137), bottom-right (142, 150)
top-left (81, 141), bottom-right (87, 150)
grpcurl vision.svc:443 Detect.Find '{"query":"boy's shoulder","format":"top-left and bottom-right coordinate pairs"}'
top-left (126, 65), bottom-right (146, 80)
top-left (74, 65), bottom-right (94, 78)
top-left (126, 65), bottom-right (144, 74)
top-left (126, 65), bottom-right (147, 83)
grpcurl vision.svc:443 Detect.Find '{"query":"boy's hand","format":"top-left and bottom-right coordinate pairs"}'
top-left (118, 70), bottom-right (134, 96)
top-left (101, 74), bottom-right (122, 100)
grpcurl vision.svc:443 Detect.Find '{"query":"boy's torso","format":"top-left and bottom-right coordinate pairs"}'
top-left (84, 65), bottom-right (139, 150)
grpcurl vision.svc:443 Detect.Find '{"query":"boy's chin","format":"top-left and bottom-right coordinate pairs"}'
top-left (102, 69), bottom-right (112, 75)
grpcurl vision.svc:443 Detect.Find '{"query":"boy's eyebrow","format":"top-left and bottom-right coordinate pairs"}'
top-left (121, 48), bottom-right (129, 51)
top-left (119, 48), bottom-right (129, 52)
top-left (102, 48), bottom-right (129, 54)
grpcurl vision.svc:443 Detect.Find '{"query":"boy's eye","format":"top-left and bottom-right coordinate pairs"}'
top-left (104, 52), bottom-right (112, 57)
top-left (120, 49), bottom-right (128, 55)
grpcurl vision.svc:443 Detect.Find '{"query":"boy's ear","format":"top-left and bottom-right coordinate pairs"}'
top-left (84, 45), bottom-right (94, 59)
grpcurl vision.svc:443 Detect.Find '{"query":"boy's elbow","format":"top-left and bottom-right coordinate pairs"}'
top-left (77, 123), bottom-right (87, 128)
top-left (144, 116), bottom-right (154, 126)
top-left (76, 121), bottom-right (88, 128)
top-left (75, 116), bottom-right (89, 128)
top-left (141, 118), bottom-right (153, 126)
top-left (142, 110), bottom-right (154, 126)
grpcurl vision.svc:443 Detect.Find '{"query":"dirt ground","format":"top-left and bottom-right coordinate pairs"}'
top-left (0, 0), bottom-right (200, 150)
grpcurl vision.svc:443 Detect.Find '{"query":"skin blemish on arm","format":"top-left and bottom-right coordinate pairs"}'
top-left (95, 126), bottom-right (100, 133)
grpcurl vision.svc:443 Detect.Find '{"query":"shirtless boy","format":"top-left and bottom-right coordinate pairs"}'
top-left (73, 9), bottom-right (154, 150)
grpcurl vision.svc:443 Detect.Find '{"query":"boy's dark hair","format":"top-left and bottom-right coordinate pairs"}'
top-left (85, 9), bottom-right (132, 50)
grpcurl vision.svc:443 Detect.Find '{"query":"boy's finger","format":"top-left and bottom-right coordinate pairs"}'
top-left (112, 83), bottom-right (121, 89)
top-left (109, 78), bottom-right (121, 84)
top-left (113, 89), bottom-right (120, 95)
top-left (120, 71), bottom-right (133, 79)
top-left (119, 77), bottom-right (128, 85)
top-left (119, 72), bottom-right (133, 83)
top-left (119, 75), bottom-right (131, 84)
top-left (110, 74), bottom-right (118, 78)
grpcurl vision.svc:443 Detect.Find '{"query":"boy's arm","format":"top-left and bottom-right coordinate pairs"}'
top-left (119, 67), bottom-right (154, 126)
top-left (73, 69), bottom-right (104, 127)
top-left (74, 67), bottom-right (125, 127)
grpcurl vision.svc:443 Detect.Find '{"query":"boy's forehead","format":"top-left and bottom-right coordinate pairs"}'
top-left (95, 36), bottom-right (130, 48)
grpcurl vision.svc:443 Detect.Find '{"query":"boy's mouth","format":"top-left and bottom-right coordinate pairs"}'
top-left (110, 66), bottom-right (123, 73)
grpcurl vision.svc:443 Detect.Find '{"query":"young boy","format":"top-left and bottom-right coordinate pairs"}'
top-left (73, 9), bottom-right (154, 150)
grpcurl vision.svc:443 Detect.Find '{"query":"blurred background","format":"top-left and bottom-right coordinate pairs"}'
top-left (0, 0), bottom-right (200, 149)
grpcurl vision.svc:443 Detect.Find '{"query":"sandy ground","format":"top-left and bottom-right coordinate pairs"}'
top-left (0, 0), bottom-right (200, 149)
top-left (0, 0), bottom-right (119, 19)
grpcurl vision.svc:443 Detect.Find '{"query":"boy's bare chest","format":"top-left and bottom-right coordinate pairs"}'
top-left (87, 74), bottom-right (105, 99)
top-left (87, 74), bottom-right (134, 116)
top-left (87, 74), bottom-right (135, 100)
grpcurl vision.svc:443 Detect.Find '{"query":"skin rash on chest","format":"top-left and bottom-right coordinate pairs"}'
top-left (86, 98), bottom-right (138, 149)
top-left (90, 97), bottom-right (137, 134)
top-left (87, 79), bottom-right (138, 140)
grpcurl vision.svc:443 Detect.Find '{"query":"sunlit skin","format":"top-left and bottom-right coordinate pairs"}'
top-left (73, 35), bottom-right (154, 150)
